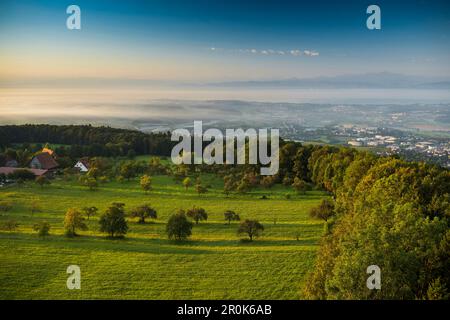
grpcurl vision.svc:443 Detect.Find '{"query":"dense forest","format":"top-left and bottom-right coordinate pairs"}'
top-left (275, 143), bottom-right (449, 299)
top-left (1, 124), bottom-right (449, 299)
top-left (0, 124), bottom-right (174, 157)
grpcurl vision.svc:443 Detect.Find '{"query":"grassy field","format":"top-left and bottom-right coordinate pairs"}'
top-left (0, 173), bottom-right (327, 299)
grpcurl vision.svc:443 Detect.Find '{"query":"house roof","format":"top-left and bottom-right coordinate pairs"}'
top-left (0, 167), bottom-right (48, 176)
top-left (42, 147), bottom-right (54, 155)
top-left (78, 159), bottom-right (90, 169)
top-left (33, 153), bottom-right (59, 170)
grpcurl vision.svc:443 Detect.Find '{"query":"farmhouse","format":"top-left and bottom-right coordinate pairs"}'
top-left (30, 152), bottom-right (59, 170)
top-left (74, 159), bottom-right (90, 172)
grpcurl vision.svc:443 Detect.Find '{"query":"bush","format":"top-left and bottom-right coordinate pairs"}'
top-left (195, 184), bottom-right (208, 195)
top-left (33, 221), bottom-right (51, 237)
top-left (140, 175), bottom-right (152, 194)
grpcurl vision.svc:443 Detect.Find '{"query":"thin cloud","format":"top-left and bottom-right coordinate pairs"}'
top-left (303, 50), bottom-right (319, 56)
top-left (209, 47), bottom-right (319, 57)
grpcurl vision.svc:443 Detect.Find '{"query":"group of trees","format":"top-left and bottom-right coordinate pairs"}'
top-left (165, 208), bottom-right (263, 242)
top-left (303, 147), bottom-right (450, 300)
top-left (0, 125), bottom-right (174, 161)
top-left (221, 170), bottom-right (312, 196)
top-left (1, 198), bottom-right (263, 241)
top-left (72, 157), bottom-right (175, 192)
top-left (31, 202), bottom-right (260, 242)
top-left (62, 203), bottom-right (157, 238)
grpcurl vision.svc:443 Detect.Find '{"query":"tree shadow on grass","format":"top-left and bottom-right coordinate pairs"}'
top-left (186, 238), bottom-right (318, 247)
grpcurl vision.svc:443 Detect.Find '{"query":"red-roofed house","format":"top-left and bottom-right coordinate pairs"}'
top-left (30, 152), bottom-right (59, 171)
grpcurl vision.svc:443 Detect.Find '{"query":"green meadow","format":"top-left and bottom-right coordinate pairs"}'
top-left (0, 174), bottom-right (327, 299)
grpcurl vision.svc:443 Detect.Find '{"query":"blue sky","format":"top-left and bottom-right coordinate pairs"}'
top-left (1, 0), bottom-right (449, 82)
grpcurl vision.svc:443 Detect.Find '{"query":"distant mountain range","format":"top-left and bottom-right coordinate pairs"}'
top-left (206, 72), bottom-right (450, 89)
top-left (2, 72), bottom-right (449, 90)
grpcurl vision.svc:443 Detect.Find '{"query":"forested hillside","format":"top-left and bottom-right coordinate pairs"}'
top-left (1, 125), bottom-right (448, 299)
top-left (0, 124), bottom-right (174, 157)
top-left (301, 147), bottom-right (449, 299)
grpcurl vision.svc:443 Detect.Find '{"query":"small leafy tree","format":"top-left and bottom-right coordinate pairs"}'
top-left (130, 204), bottom-right (157, 223)
top-left (99, 203), bottom-right (128, 238)
top-left (237, 219), bottom-right (264, 241)
top-left (79, 176), bottom-right (98, 191)
top-left (140, 174), bottom-right (152, 194)
top-left (82, 206), bottom-right (98, 221)
top-left (86, 167), bottom-right (101, 180)
top-left (86, 178), bottom-right (98, 191)
top-left (292, 177), bottom-right (307, 195)
top-left (196, 184), bottom-right (208, 195)
top-left (309, 199), bottom-right (335, 222)
top-left (182, 177), bottom-right (192, 190)
top-left (166, 210), bottom-right (193, 241)
top-left (35, 175), bottom-right (50, 188)
top-left (33, 221), bottom-right (51, 237)
top-left (120, 162), bottom-right (136, 181)
top-left (186, 206), bottom-right (208, 224)
top-left (223, 179), bottom-right (234, 197)
top-left (260, 176), bottom-right (276, 189)
top-left (224, 210), bottom-right (240, 224)
top-left (64, 208), bottom-right (88, 237)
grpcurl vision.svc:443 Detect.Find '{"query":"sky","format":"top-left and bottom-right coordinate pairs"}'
top-left (1, 0), bottom-right (450, 83)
